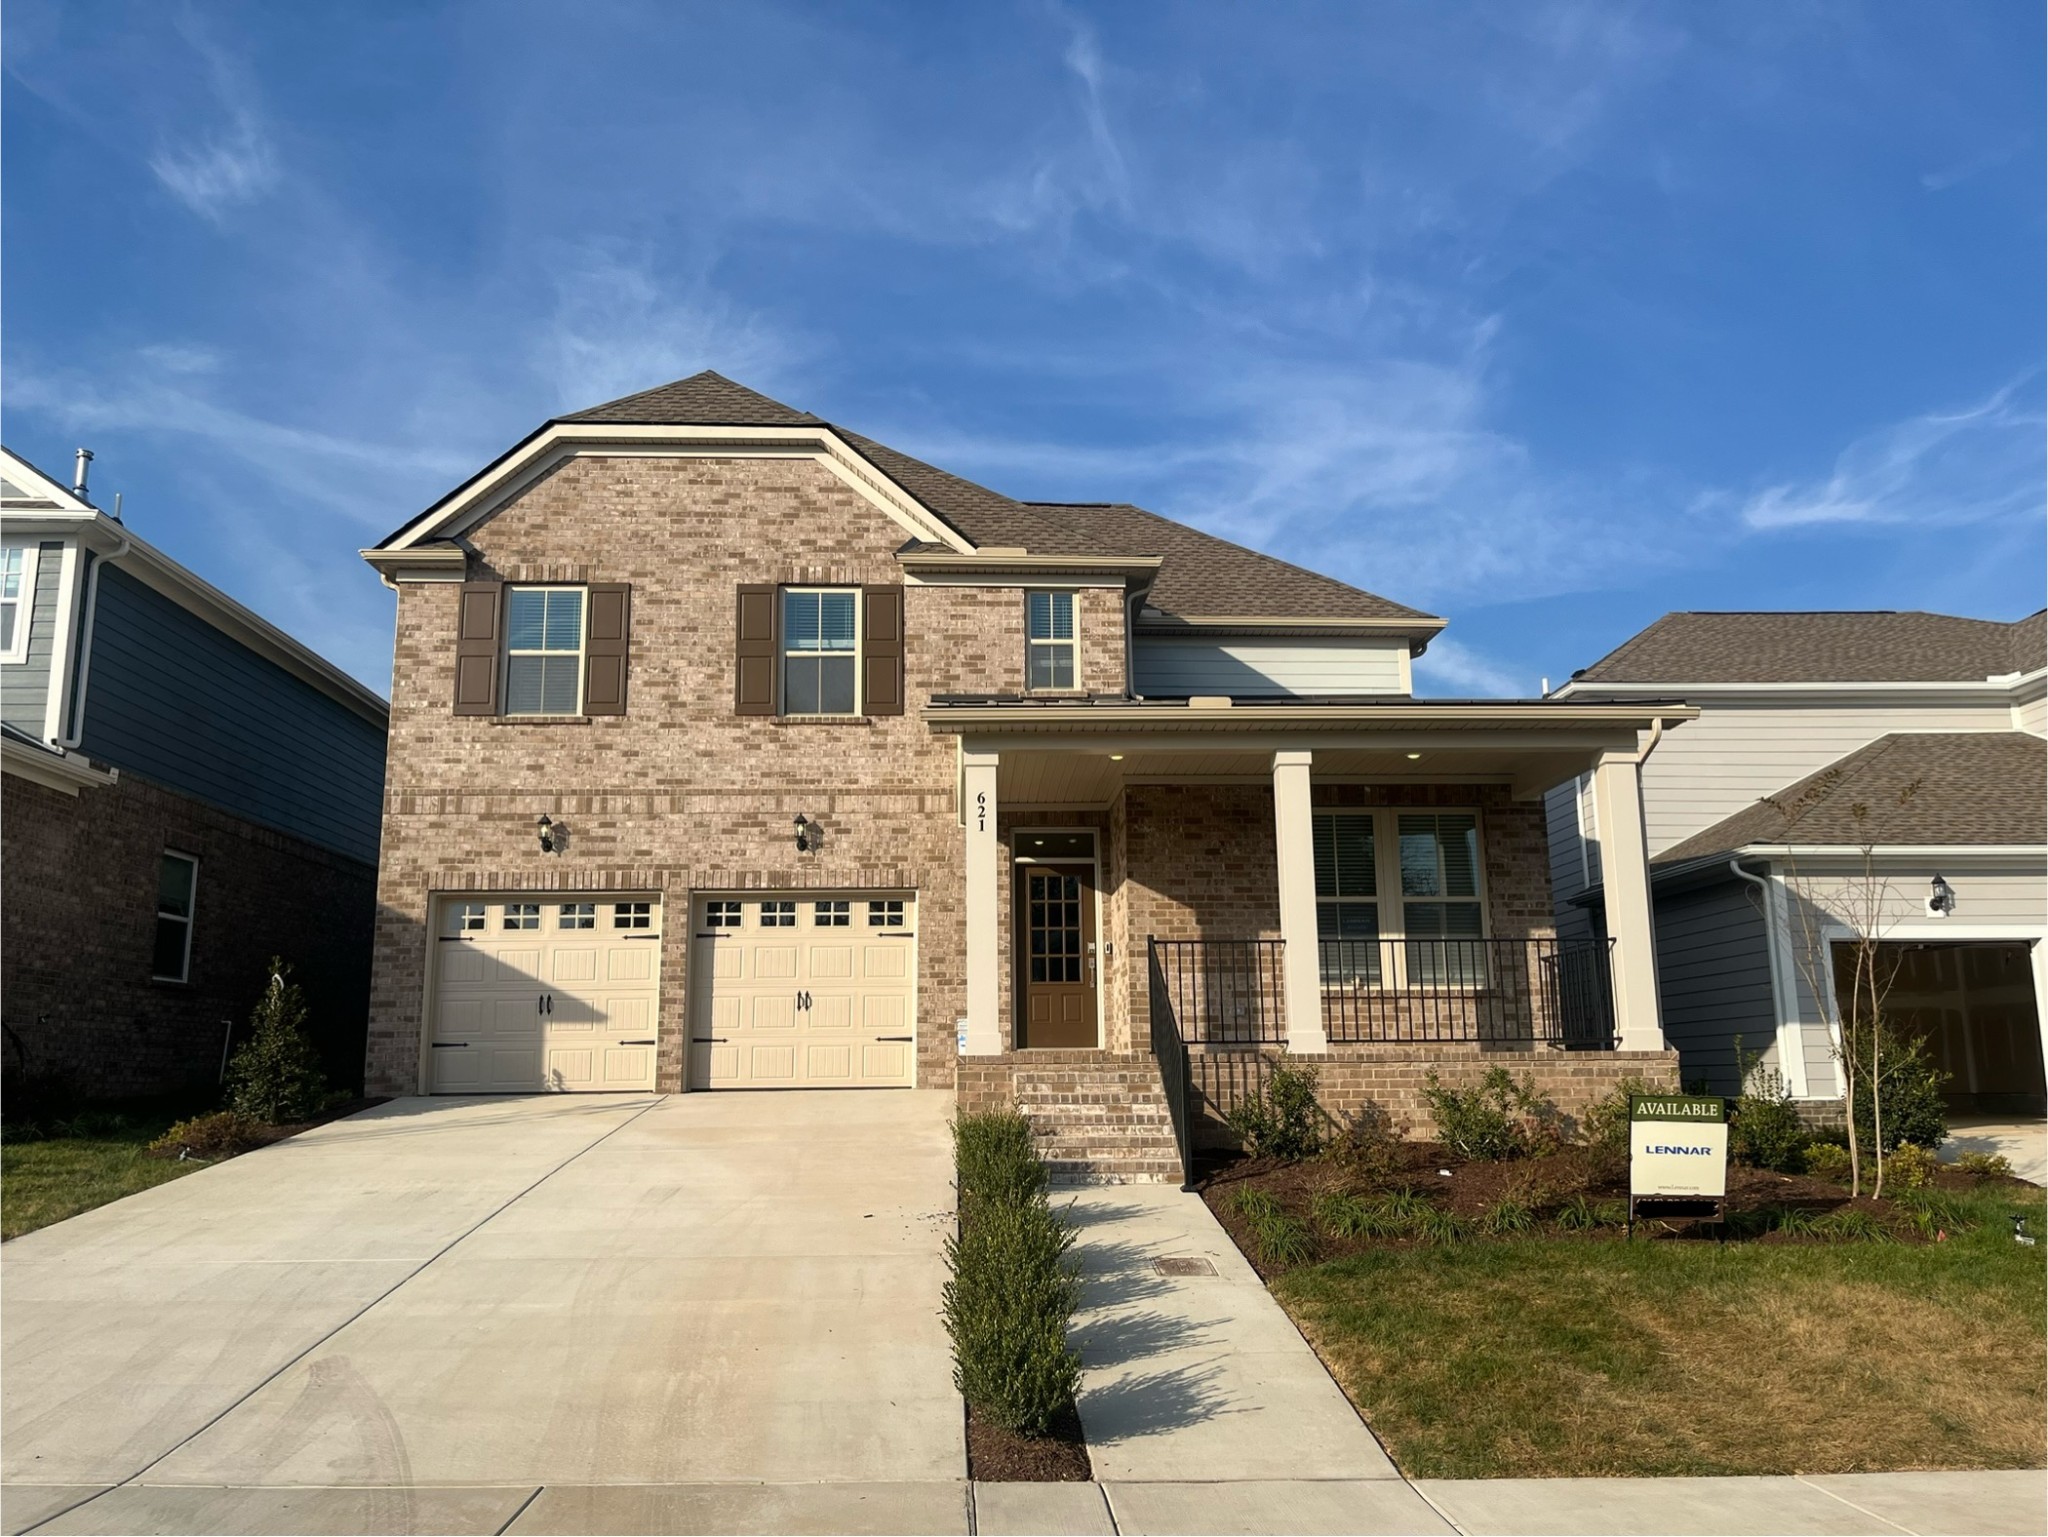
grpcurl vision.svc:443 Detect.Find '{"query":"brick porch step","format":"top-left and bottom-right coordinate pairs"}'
top-left (1008, 1054), bottom-right (1185, 1185)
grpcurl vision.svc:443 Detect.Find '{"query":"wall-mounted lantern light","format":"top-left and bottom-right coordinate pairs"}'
top-left (538, 814), bottom-right (564, 855)
top-left (793, 814), bottom-right (822, 854)
top-left (1928, 873), bottom-right (1955, 917)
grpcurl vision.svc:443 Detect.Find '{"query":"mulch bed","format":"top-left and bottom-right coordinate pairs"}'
top-left (1198, 1140), bottom-right (2031, 1280)
top-left (248, 1096), bottom-right (389, 1147)
top-left (964, 1400), bottom-right (1092, 1482)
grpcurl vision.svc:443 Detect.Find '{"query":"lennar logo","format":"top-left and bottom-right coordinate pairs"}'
top-left (1644, 1143), bottom-right (1715, 1155)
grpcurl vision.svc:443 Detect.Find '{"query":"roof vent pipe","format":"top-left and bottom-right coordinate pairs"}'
top-left (72, 448), bottom-right (93, 500)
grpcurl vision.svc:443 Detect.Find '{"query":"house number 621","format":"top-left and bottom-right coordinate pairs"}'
top-left (975, 791), bottom-right (988, 832)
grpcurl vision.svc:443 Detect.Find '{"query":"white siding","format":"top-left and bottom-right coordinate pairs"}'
top-left (2015, 685), bottom-right (2046, 737)
top-left (1133, 635), bottom-right (1408, 697)
top-left (1634, 698), bottom-right (2016, 856)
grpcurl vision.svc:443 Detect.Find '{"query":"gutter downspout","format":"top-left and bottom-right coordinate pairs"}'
top-left (56, 529), bottom-right (129, 750)
top-left (1728, 856), bottom-right (1808, 1098)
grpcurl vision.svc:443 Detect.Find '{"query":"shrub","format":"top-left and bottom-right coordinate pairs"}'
top-left (1230, 1186), bottom-right (1283, 1223)
top-left (954, 1110), bottom-right (1045, 1207)
top-left (1813, 1207), bottom-right (1892, 1243)
top-left (1882, 1141), bottom-right (1939, 1191)
top-left (1729, 1049), bottom-right (1808, 1173)
top-left (1421, 1067), bottom-right (1552, 1161)
top-left (1246, 1211), bottom-right (1318, 1268)
top-left (147, 1110), bottom-right (265, 1161)
top-left (1849, 1024), bottom-right (1949, 1153)
top-left (1804, 1143), bottom-right (1852, 1183)
top-left (1478, 1197), bottom-right (1536, 1237)
top-left (1311, 1191), bottom-right (1375, 1239)
top-left (1952, 1150), bottom-right (2016, 1182)
top-left (1555, 1193), bottom-right (1610, 1232)
top-left (1897, 1189), bottom-right (1977, 1239)
top-left (1580, 1075), bottom-right (1662, 1155)
top-left (1413, 1204), bottom-right (1467, 1244)
top-left (1226, 1054), bottom-right (1325, 1160)
top-left (225, 960), bottom-right (327, 1125)
top-left (1326, 1098), bottom-right (1408, 1187)
top-left (943, 1195), bottom-right (1082, 1435)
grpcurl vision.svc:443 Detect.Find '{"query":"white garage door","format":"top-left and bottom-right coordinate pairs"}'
top-left (689, 893), bottom-right (916, 1088)
top-left (430, 896), bottom-right (661, 1093)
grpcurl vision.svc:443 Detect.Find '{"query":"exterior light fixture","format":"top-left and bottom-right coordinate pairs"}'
top-left (1108, 753), bottom-right (1124, 761)
top-left (1405, 752), bottom-right (1423, 761)
top-left (537, 814), bottom-right (563, 854)
top-left (1928, 874), bottom-right (1955, 917)
top-left (793, 814), bottom-right (822, 854)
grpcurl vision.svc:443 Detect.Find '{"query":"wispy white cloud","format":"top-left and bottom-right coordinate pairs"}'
top-left (146, 18), bottom-right (278, 222)
top-left (1413, 637), bottom-right (1529, 697)
top-left (1059, 12), bottom-right (1132, 216)
top-left (1740, 381), bottom-right (2044, 530)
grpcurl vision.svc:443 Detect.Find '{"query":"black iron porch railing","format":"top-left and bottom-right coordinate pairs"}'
top-left (1147, 938), bottom-right (1288, 1045)
top-left (1318, 937), bottom-right (1616, 1048)
top-left (1146, 940), bottom-right (1197, 1189)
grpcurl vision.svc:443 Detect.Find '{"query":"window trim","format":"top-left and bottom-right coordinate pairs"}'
top-left (152, 849), bottom-right (200, 983)
top-left (1024, 589), bottom-right (1081, 694)
top-left (0, 542), bottom-right (40, 666)
top-left (779, 586), bottom-right (864, 717)
top-left (1313, 806), bottom-right (1489, 989)
top-left (502, 584), bottom-right (587, 718)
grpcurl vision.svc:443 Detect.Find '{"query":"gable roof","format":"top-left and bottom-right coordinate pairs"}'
top-left (1655, 732), bottom-right (2047, 862)
top-left (1574, 610), bottom-right (2044, 685)
top-left (380, 371), bottom-right (1441, 634)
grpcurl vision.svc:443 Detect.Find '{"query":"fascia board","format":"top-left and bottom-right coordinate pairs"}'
top-left (2, 738), bottom-right (117, 794)
top-left (1137, 613), bottom-right (1447, 635)
top-left (923, 701), bottom-right (1696, 732)
top-left (1556, 678), bottom-right (2018, 699)
top-left (379, 422), bottom-right (976, 556)
top-left (1732, 842), bottom-right (2048, 861)
top-left (0, 449), bottom-right (94, 512)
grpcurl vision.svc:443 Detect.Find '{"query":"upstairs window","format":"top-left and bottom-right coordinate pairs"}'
top-left (153, 851), bottom-right (198, 982)
top-left (504, 587), bottom-right (584, 716)
top-left (1026, 591), bottom-right (1077, 690)
top-left (782, 589), bottom-right (858, 715)
top-left (0, 544), bottom-right (36, 664)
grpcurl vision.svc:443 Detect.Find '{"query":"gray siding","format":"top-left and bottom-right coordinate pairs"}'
top-left (1, 540), bottom-right (64, 736)
top-left (1544, 774), bottom-right (1600, 944)
top-left (1653, 874), bottom-right (1780, 1095)
top-left (77, 566), bottom-right (386, 864)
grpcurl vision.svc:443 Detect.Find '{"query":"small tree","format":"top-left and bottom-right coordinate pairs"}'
top-left (225, 958), bottom-right (327, 1125)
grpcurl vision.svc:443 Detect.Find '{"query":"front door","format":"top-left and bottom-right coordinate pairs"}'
top-left (1020, 863), bottom-right (1098, 1047)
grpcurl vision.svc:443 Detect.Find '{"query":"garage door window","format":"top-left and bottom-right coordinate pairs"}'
top-left (153, 851), bottom-right (199, 982)
top-left (761, 900), bottom-right (796, 927)
top-left (869, 900), bottom-right (905, 927)
top-left (559, 902), bottom-right (595, 929)
top-left (613, 901), bottom-right (652, 929)
top-left (815, 900), bottom-right (850, 926)
top-left (705, 901), bottom-right (742, 927)
top-left (452, 902), bottom-right (487, 932)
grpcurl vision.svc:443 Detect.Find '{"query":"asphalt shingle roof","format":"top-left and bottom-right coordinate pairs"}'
top-left (1576, 610), bottom-right (2044, 684)
top-left (1655, 732), bottom-right (2048, 862)
top-left (552, 372), bottom-right (1437, 628)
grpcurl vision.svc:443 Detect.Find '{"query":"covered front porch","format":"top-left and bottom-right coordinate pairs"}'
top-left (933, 696), bottom-right (1695, 1178)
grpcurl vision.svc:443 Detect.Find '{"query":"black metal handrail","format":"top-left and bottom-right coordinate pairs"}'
top-left (1146, 939), bottom-right (1196, 1189)
top-left (1148, 937), bottom-right (1288, 1045)
top-left (1318, 937), bottom-right (1616, 1047)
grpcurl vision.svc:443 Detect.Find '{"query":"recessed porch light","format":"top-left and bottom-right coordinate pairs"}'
top-left (1405, 752), bottom-right (1422, 760)
top-left (1108, 753), bottom-right (1124, 761)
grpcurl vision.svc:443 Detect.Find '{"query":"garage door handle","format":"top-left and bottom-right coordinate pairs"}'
top-left (618, 1038), bottom-right (657, 1045)
top-left (691, 1036), bottom-right (726, 1043)
top-left (624, 933), bottom-right (662, 940)
top-left (875, 1035), bottom-right (912, 1042)
top-left (431, 1041), bottom-right (469, 1049)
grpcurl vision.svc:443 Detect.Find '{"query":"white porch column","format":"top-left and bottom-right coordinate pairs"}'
top-left (1271, 750), bottom-right (1327, 1053)
top-left (1592, 749), bottom-right (1666, 1053)
top-left (963, 750), bottom-right (1003, 1056)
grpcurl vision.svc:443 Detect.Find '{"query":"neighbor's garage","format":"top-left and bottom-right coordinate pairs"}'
top-left (689, 893), bottom-right (916, 1088)
top-left (429, 895), bottom-right (662, 1093)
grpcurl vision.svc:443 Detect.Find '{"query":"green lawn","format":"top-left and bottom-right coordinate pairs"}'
top-left (1275, 1185), bottom-right (2047, 1479)
top-left (1, 1108), bottom-right (208, 1240)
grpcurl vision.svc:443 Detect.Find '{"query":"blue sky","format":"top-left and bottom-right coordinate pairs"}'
top-left (5, 1), bottom-right (2042, 696)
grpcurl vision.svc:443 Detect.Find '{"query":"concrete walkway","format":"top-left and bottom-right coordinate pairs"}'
top-left (1943, 1114), bottom-right (2047, 1184)
top-left (3, 1091), bottom-right (961, 1532)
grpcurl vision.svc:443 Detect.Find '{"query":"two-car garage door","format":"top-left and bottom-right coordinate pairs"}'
top-left (427, 890), bottom-right (917, 1093)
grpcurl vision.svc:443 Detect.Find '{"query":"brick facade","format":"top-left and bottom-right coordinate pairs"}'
top-left (366, 454), bottom-right (1126, 1096)
top-left (2, 769), bottom-right (377, 1099)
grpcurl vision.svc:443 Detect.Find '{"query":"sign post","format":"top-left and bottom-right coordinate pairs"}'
top-left (1628, 1093), bottom-right (1729, 1232)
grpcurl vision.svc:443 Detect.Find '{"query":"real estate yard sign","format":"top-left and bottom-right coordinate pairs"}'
top-left (1629, 1094), bottom-right (1728, 1220)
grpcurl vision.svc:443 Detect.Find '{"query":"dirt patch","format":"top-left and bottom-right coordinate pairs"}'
top-left (964, 1401), bottom-right (1092, 1481)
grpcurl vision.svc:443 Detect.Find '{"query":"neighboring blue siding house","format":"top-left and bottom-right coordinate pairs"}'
top-left (2, 446), bottom-right (390, 1100)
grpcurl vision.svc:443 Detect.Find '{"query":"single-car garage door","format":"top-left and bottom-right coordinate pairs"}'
top-left (430, 895), bottom-right (661, 1093)
top-left (689, 893), bottom-right (916, 1088)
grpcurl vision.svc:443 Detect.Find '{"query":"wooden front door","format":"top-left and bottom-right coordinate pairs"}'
top-left (1020, 864), bottom-right (1098, 1048)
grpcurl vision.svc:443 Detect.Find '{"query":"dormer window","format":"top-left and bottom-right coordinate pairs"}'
top-left (0, 544), bottom-right (36, 664)
top-left (1026, 591), bottom-right (1078, 691)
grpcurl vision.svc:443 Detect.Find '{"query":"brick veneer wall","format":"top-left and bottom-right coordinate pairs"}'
top-left (2, 769), bottom-right (376, 1100)
top-left (367, 454), bottom-right (1129, 1096)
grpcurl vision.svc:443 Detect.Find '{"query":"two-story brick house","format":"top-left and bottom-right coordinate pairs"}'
top-left (362, 372), bottom-right (1686, 1178)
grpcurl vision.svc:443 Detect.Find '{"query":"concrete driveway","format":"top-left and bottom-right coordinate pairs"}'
top-left (2, 1091), bottom-right (962, 1532)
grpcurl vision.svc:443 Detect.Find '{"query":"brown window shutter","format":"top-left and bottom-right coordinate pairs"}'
top-left (862, 585), bottom-right (905, 716)
top-left (584, 583), bottom-right (631, 715)
top-left (453, 581), bottom-right (503, 716)
top-left (735, 584), bottom-right (777, 715)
